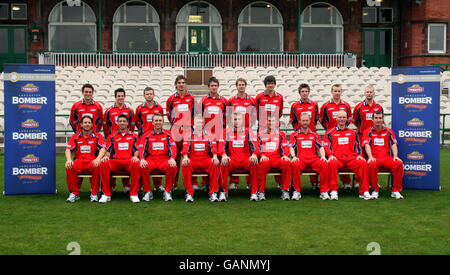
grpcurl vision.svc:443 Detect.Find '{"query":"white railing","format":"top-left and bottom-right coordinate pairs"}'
top-left (39, 51), bottom-right (357, 68)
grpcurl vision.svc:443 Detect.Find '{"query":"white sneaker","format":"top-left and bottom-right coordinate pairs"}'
top-left (250, 193), bottom-right (258, 201)
top-left (371, 191), bottom-right (379, 199)
top-left (90, 194), bottom-right (99, 202)
top-left (123, 186), bottom-right (130, 193)
top-left (99, 195), bottom-right (111, 203)
top-left (277, 184), bottom-right (282, 189)
top-left (130, 196), bottom-right (140, 203)
top-left (343, 183), bottom-right (352, 190)
top-left (163, 191), bottom-right (173, 201)
top-left (359, 191), bottom-right (373, 200)
top-left (391, 191), bottom-right (404, 199)
top-left (281, 190), bottom-right (290, 200)
top-left (142, 191), bottom-right (153, 202)
top-left (210, 192), bottom-right (218, 202)
top-left (354, 183), bottom-right (360, 189)
top-left (330, 191), bottom-right (339, 200)
top-left (291, 191), bottom-right (301, 201)
top-left (185, 194), bottom-right (194, 202)
top-left (200, 184), bottom-right (209, 191)
top-left (320, 192), bottom-right (330, 200)
top-left (155, 185), bottom-right (165, 192)
top-left (258, 192), bottom-right (266, 201)
top-left (229, 183), bottom-right (237, 190)
top-left (66, 193), bottom-right (80, 203)
top-left (218, 192), bottom-right (227, 202)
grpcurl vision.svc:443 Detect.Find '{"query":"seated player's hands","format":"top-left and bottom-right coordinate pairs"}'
top-left (182, 156), bottom-right (190, 166)
top-left (368, 157), bottom-right (377, 163)
top-left (140, 159), bottom-right (148, 168)
top-left (65, 160), bottom-right (73, 169)
top-left (168, 158), bottom-right (177, 168)
top-left (393, 156), bottom-right (402, 162)
top-left (260, 155), bottom-right (269, 163)
top-left (320, 156), bottom-right (328, 162)
top-left (281, 156), bottom-right (290, 162)
top-left (328, 155), bottom-right (337, 161)
top-left (221, 155), bottom-right (230, 166)
top-left (131, 156), bottom-right (139, 162)
top-left (101, 156), bottom-right (110, 162)
top-left (249, 154), bottom-right (258, 165)
top-left (212, 155), bottom-right (220, 166)
top-left (356, 156), bottom-right (365, 161)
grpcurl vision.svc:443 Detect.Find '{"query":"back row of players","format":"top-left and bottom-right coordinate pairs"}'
top-left (65, 75), bottom-right (404, 203)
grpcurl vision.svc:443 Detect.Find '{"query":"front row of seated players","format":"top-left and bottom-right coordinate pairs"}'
top-left (64, 110), bottom-right (404, 203)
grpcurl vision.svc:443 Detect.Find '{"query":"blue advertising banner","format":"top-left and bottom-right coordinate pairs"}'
top-left (391, 66), bottom-right (440, 191)
top-left (3, 64), bottom-right (56, 195)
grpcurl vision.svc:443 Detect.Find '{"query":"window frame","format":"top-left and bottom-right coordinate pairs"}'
top-left (0, 3), bottom-right (9, 20)
top-left (428, 23), bottom-right (447, 54)
top-left (11, 3), bottom-right (27, 20)
top-left (362, 7), bottom-right (377, 24)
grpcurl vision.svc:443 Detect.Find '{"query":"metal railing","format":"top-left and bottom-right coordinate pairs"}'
top-left (38, 51), bottom-right (357, 68)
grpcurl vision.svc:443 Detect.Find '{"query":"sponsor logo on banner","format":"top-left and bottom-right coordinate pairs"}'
top-left (12, 96), bottom-right (47, 110)
top-left (404, 163), bottom-right (432, 177)
top-left (398, 130), bottom-right (431, 143)
top-left (12, 166), bottom-right (48, 180)
top-left (407, 118), bottom-right (425, 127)
top-left (21, 83), bottom-right (39, 93)
top-left (21, 154), bottom-right (40, 163)
top-left (398, 96), bottom-right (431, 110)
top-left (407, 151), bottom-right (425, 160)
top-left (12, 131), bottom-right (48, 145)
top-left (407, 84), bottom-right (425, 94)
top-left (21, 119), bottom-right (40, 128)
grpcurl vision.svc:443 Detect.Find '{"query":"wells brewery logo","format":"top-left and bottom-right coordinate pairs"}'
top-left (21, 83), bottom-right (39, 93)
top-left (21, 154), bottom-right (39, 163)
top-left (21, 119), bottom-right (39, 128)
top-left (407, 84), bottom-right (425, 93)
top-left (407, 151), bottom-right (425, 160)
top-left (407, 118), bottom-right (425, 127)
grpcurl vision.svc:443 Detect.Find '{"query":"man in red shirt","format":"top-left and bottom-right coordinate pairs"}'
top-left (227, 78), bottom-right (257, 190)
top-left (219, 112), bottom-right (260, 201)
top-left (255, 75), bottom-right (284, 188)
top-left (363, 111), bottom-right (404, 199)
top-left (257, 113), bottom-right (291, 201)
top-left (290, 113), bottom-right (330, 200)
top-left (324, 111), bottom-right (372, 200)
top-left (103, 88), bottom-right (135, 192)
top-left (289, 83), bottom-right (321, 189)
top-left (181, 115), bottom-right (220, 202)
top-left (139, 113), bottom-right (178, 201)
top-left (65, 116), bottom-right (106, 202)
top-left (320, 84), bottom-right (353, 189)
top-left (353, 85), bottom-right (384, 142)
top-left (99, 114), bottom-right (141, 203)
top-left (69, 84), bottom-right (104, 134)
top-left (166, 75), bottom-right (196, 188)
top-left (135, 87), bottom-right (164, 191)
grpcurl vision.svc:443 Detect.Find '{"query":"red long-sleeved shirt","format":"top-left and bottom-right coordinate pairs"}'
top-left (69, 99), bottom-right (104, 133)
top-left (182, 132), bottom-right (218, 159)
top-left (290, 99), bottom-right (320, 132)
top-left (66, 131), bottom-right (106, 161)
top-left (218, 128), bottom-right (259, 158)
top-left (103, 104), bottom-right (135, 137)
top-left (166, 92), bottom-right (195, 127)
top-left (323, 126), bottom-right (363, 159)
top-left (227, 94), bottom-right (257, 129)
top-left (289, 129), bottom-right (323, 160)
top-left (139, 129), bottom-right (177, 159)
top-left (255, 90), bottom-right (284, 129)
top-left (135, 102), bottom-right (164, 136)
top-left (201, 94), bottom-right (228, 135)
top-left (257, 129), bottom-right (290, 158)
top-left (362, 126), bottom-right (398, 158)
top-left (320, 100), bottom-right (353, 131)
top-left (353, 100), bottom-right (384, 136)
top-left (106, 130), bottom-right (139, 160)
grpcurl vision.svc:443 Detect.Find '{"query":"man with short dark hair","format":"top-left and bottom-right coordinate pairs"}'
top-left (99, 114), bottom-right (141, 203)
top-left (65, 116), bottom-right (106, 202)
top-left (69, 84), bottom-right (104, 133)
top-left (362, 111), bottom-right (404, 199)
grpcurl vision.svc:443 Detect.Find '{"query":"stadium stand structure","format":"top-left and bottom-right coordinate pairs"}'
top-left (1, 67), bottom-right (450, 150)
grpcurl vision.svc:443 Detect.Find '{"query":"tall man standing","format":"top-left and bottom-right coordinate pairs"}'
top-left (363, 111), bottom-right (404, 199)
top-left (65, 116), bottom-right (106, 202)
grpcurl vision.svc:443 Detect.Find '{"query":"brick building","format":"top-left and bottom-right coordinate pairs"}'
top-left (0, 0), bottom-right (449, 70)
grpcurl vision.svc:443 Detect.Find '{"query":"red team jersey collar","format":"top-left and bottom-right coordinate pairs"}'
top-left (81, 99), bottom-right (95, 105)
top-left (264, 90), bottom-right (279, 97)
top-left (235, 93), bottom-right (250, 100)
top-left (299, 98), bottom-right (312, 104)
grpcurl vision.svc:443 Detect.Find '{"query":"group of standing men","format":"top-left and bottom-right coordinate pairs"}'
top-left (64, 74), bottom-right (405, 203)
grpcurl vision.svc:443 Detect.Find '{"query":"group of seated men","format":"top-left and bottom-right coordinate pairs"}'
top-left (64, 74), bottom-right (405, 203)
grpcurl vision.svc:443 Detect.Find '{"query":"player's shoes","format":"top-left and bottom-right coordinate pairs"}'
top-left (142, 191), bottom-right (153, 202)
top-left (192, 185), bottom-right (199, 191)
top-left (185, 194), bottom-right (194, 202)
top-left (371, 191), bottom-right (379, 199)
top-left (250, 193), bottom-right (258, 201)
top-left (123, 186), bottom-right (130, 194)
top-left (130, 196), bottom-right (140, 203)
top-left (155, 186), bottom-right (165, 192)
top-left (257, 192), bottom-right (266, 201)
top-left (359, 191), bottom-right (373, 200)
top-left (291, 191), bottom-right (301, 201)
top-left (320, 192), bottom-right (330, 200)
top-left (229, 183), bottom-right (237, 190)
top-left (66, 193), bottom-right (80, 203)
top-left (99, 195), bottom-right (111, 203)
top-left (90, 194), bottom-right (99, 202)
top-left (343, 183), bottom-right (352, 190)
top-left (330, 191), bottom-right (339, 200)
top-left (163, 191), bottom-right (173, 202)
top-left (391, 191), bottom-right (404, 199)
top-left (281, 190), bottom-right (290, 200)
top-left (218, 192), bottom-right (227, 202)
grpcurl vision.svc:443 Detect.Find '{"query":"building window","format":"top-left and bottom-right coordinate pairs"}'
top-left (113, 1), bottom-right (160, 51)
top-left (300, 3), bottom-right (343, 52)
top-left (11, 3), bottom-right (27, 20)
top-left (176, 1), bottom-right (222, 52)
top-left (0, 4), bottom-right (9, 20)
top-left (379, 8), bottom-right (393, 23)
top-left (48, 1), bottom-right (96, 51)
top-left (362, 7), bottom-right (377, 23)
top-left (238, 2), bottom-right (283, 52)
top-left (428, 24), bottom-right (446, 53)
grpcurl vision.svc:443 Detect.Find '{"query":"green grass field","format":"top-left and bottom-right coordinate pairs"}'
top-left (0, 151), bottom-right (449, 255)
